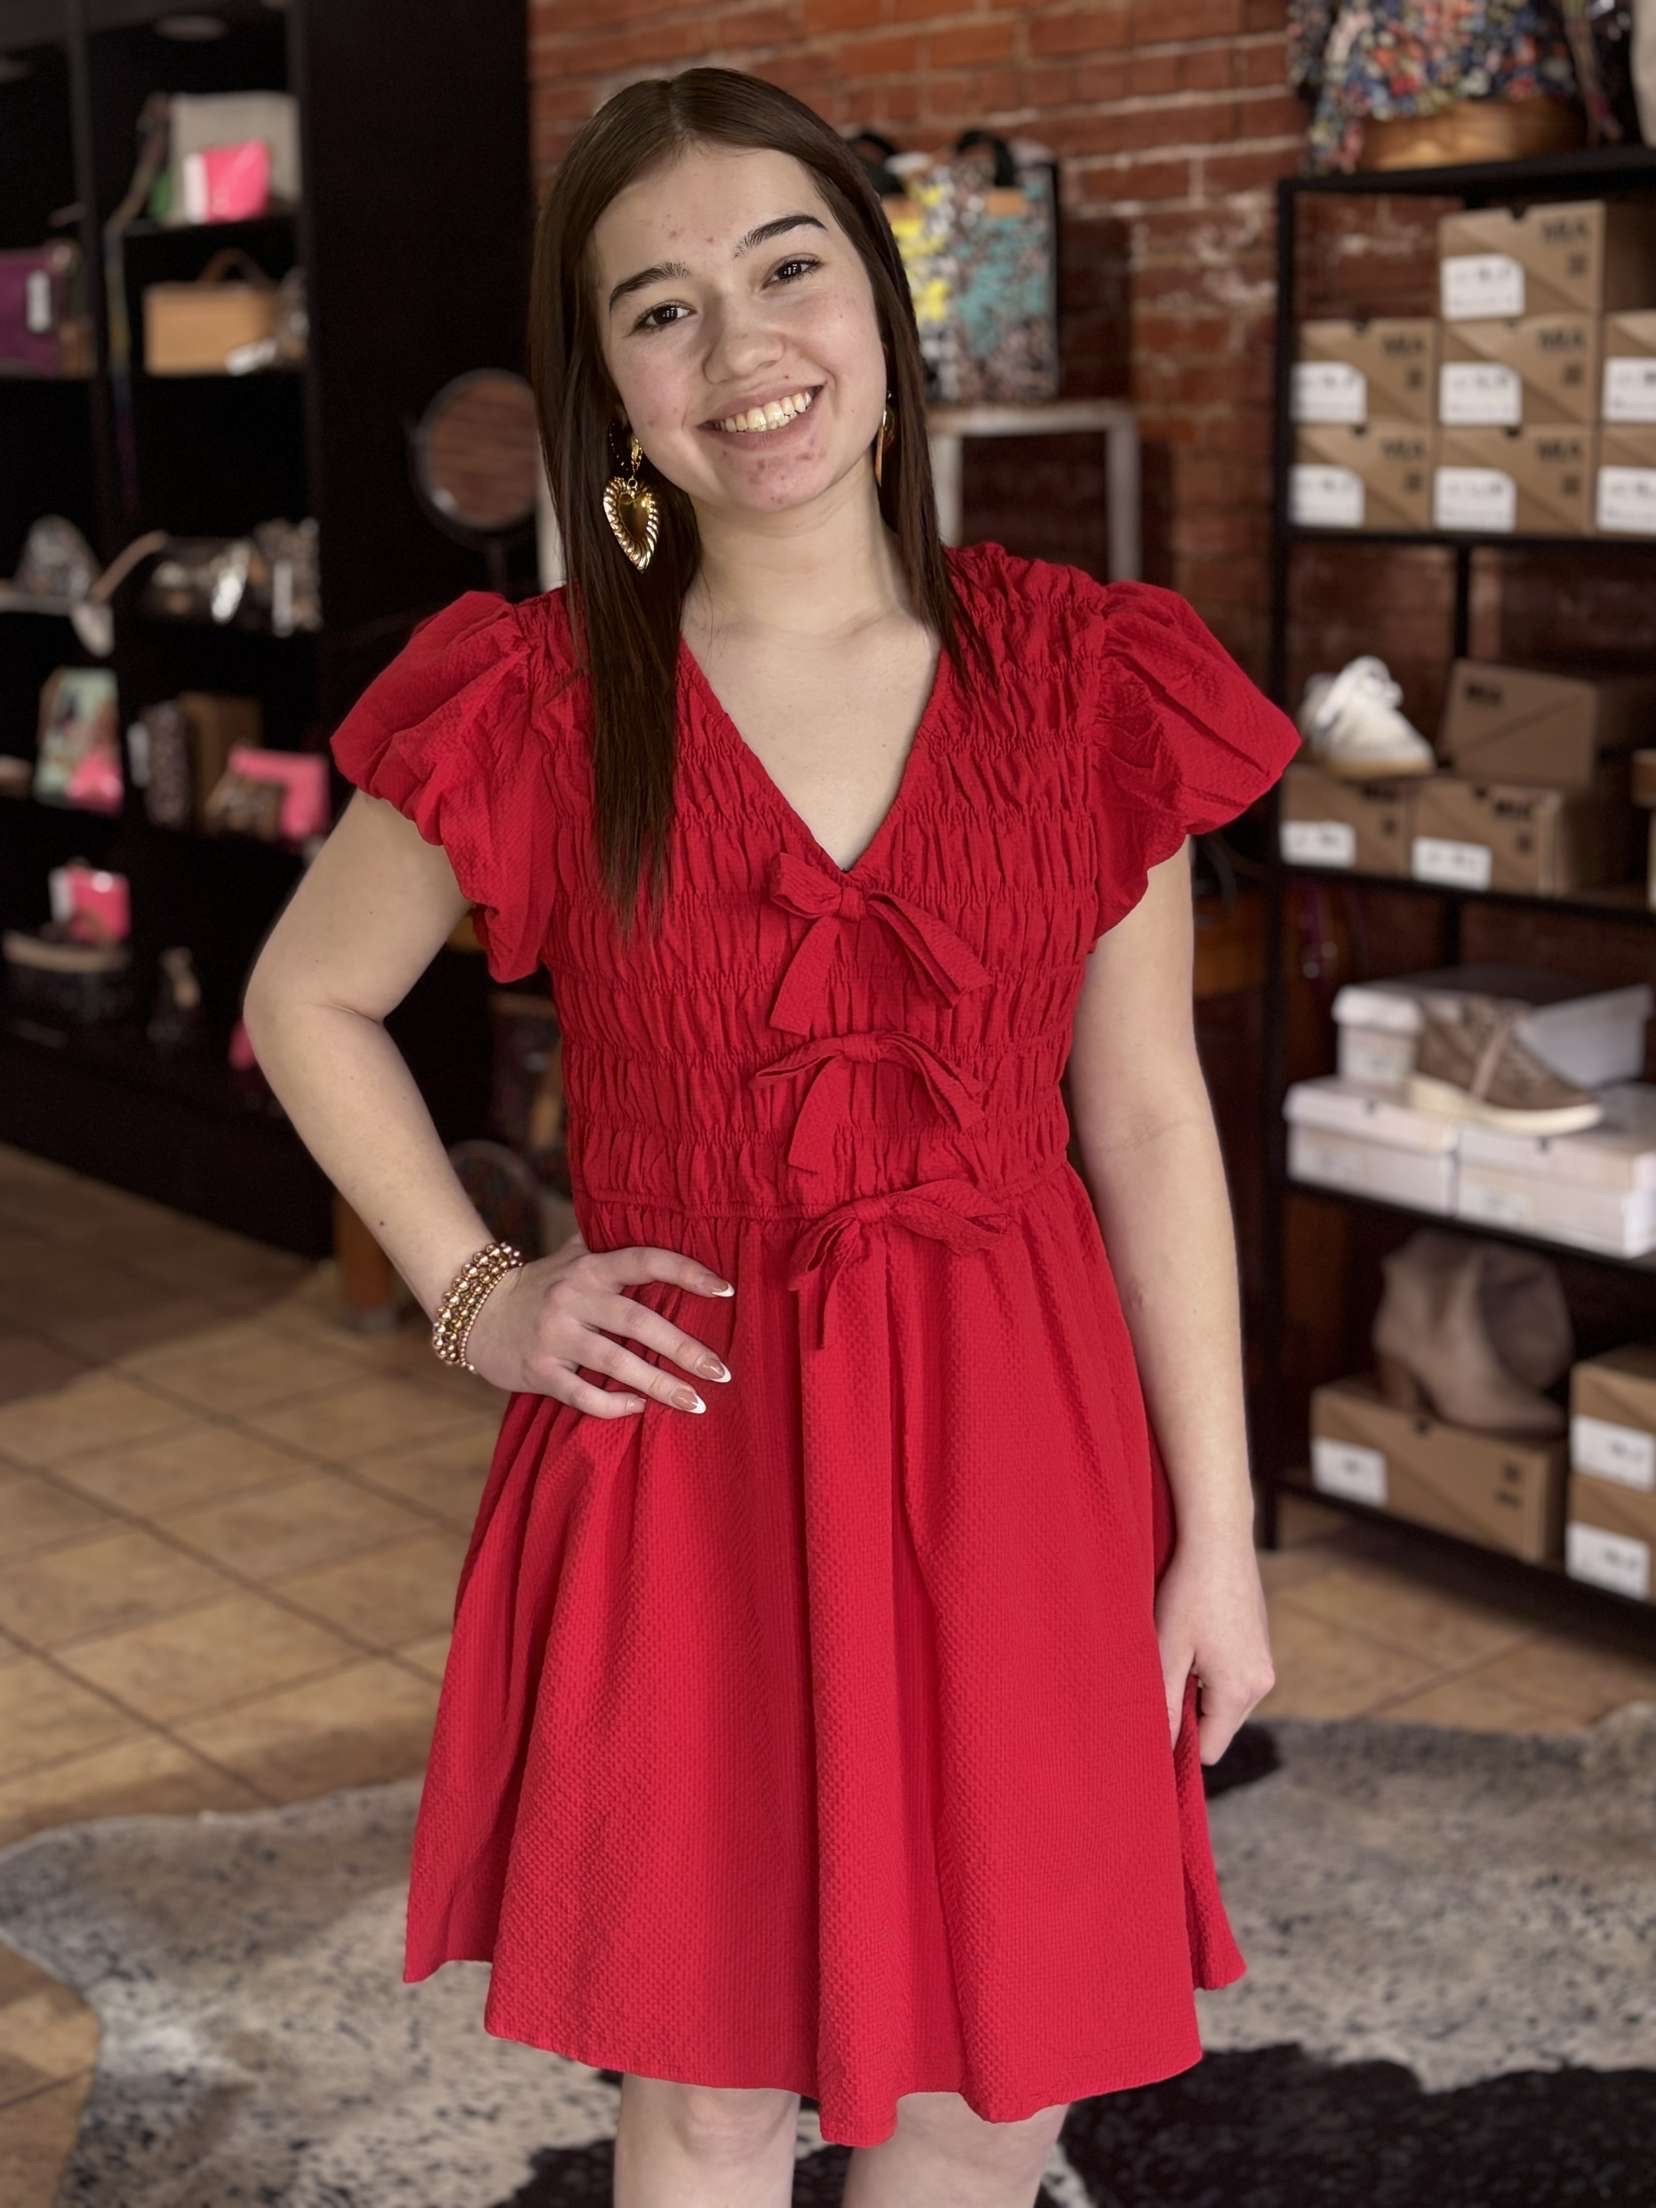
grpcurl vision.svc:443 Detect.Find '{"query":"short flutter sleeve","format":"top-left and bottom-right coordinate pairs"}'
top-left (1079, 578), bottom-right (1302, 942)
top-left (329, 590), bottom-right (554, 983)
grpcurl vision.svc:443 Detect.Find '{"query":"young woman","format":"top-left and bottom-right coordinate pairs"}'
top-left (244, 64), bottom-right (1300, 2208)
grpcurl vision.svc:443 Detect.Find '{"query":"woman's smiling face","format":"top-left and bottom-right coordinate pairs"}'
top-left (591, 141), bottom-right (888, 518)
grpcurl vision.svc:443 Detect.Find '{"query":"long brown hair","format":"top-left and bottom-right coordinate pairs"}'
top-left (527, 66), bottom-right (996, 941)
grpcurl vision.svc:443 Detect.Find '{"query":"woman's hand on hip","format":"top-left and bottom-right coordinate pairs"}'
top-left (461, 1228), bottom-right (734, 1415)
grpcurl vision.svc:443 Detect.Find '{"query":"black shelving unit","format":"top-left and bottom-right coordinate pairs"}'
top-left (0, 0), bottom-right (532, 1252)
top-left (1255, 144), bottom-right (1656, 1633)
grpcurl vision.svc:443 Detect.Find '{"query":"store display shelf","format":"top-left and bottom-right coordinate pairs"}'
top-left (1279, 863), bottom-right (1656, 926)
top-left (1283, 1171), bottom-right (1656, 1277)
top-left (1282, 142), bottom-right (1656, 201)
top-left (1287, 526), bottom-right (1656, 553)
top-left (1276, 1468), bottom-right (1656, 1632)
top-left (0, 1017), bottom-right (331, 1254)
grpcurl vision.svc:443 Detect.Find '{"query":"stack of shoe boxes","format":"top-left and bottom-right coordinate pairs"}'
top-left (1280, 655), bottom-right (1656, 893)
top-left (1569, 1346), bottom-right (1656, 1601)
top-left (1430, 200), bottom-right (1656, 535)
top-left (1410, 656), bottom-right (1656, 895)
top-left (1287, 200), bottom-right (1656, 540)
top-left (1285, 963), bottom-right (1653, 1246)
top-left (1288, 318), bottom-right (1437, 531)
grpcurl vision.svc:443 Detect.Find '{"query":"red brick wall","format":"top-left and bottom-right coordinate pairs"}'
top-left (529, 0), bottom-right (1301, 682)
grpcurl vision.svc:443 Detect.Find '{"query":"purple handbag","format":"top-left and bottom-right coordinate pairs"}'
top-left (0, 242), bottom-right (92, 376)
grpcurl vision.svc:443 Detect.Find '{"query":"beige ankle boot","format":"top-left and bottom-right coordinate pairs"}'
top-left (1371, 1228), bottom-right (1574, 1436)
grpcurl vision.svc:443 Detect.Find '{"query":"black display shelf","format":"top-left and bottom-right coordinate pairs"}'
top-left (1281, 863), bottom-right (1656, 927)
top-left (1286, 1174), bottom-right (1656, 1279)
top-left (1277, 1469), bottom-right (1656, 1633)
top-left (1288, 525), bottom-right (1656, 551)
top-left (0, 0), bottom-right (531, 1246)
top-left (1255, 144), bottom-right (1656, 1628)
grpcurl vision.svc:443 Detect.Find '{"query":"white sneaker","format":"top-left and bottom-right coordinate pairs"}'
top-left (1297, 655), bottom-right (1436, 781)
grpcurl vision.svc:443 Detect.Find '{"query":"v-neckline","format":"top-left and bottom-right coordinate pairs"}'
top-left (678, 620), bottom-right (951, 886)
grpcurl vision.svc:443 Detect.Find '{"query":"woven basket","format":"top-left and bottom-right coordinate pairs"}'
top-left (1357, 97), bottom-right (1587, 172)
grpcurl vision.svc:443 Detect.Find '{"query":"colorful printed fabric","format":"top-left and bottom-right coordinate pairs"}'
top-left (1288, 0), bottom-right (1581, 172)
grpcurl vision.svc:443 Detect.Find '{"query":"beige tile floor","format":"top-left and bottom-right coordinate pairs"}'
top-left (1, 1144), bottom-right (1653, 2196)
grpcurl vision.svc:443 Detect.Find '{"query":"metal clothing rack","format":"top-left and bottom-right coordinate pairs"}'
top-left (1252, 143), bottom-right (1656, 1636)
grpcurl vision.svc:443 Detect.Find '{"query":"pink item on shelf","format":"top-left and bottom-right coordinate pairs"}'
top-left (51, 862), bottom-right (131, 943)
top-left (226, 745), bottom-right (329, 842)
top-left (182, 140), bottom-right (273, 225)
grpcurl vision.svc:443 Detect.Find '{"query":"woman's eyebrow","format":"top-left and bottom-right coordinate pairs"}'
top-left (607, 211), bottom-right (828, 315)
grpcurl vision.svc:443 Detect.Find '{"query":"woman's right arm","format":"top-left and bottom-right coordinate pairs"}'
top-left (241, 789), bottom-right (732, 1413)
top-left (243, 785), bottom-right (497, 1324)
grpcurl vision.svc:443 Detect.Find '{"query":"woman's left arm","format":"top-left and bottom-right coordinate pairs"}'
top-left (1068, 837), bottom-right (1276, 1765)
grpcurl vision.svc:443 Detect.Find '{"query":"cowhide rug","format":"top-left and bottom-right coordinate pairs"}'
top-left (1, 1703), bottom-right (1652, 2206)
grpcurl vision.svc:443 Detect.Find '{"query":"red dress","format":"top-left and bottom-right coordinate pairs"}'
top-left (329, 538), bottom-right (1302, 2149)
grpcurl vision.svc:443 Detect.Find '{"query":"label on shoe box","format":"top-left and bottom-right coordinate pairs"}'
top-left (1440, 361), bottom-right (1522, 426)
top-left (1282, 818), bottom-right (1357, 866)
top-left (1412, 836), bottom-right (1494, 889)
top-left (1596, 466), bottom-right (1656, 535)
top-left (1292, 361), bottom-right (1367, 424)
top-left (1605, 357), bottom-right (1656, 423)
top-left (1313, 1436), bottom-right (1388, 1508)
top-left (1566, 1520), bottom-right (1651, 1601)
top-left (1442, 253), bottom-right (1525, 320)
top-left (1433, 466), bottom-right (1517, 531)
top-left (1290, 463), bottom-right (1365, 527)
top-left (1572, 1413), bottom-right (1656, 1492)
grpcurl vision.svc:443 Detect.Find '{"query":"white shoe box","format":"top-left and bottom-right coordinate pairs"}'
top-left (1454, 1083), bottom-right (1656, 1256)
top-left (1332, 963), bottom-right (1652, 1091)
top-left (1285, 1075), bottom-right (1459, 1213)
top-left (1456, 1164), bottom-right (1656, 1256)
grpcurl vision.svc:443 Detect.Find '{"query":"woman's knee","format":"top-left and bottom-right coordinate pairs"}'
top-left (892, 2090), bottom-right (1070, 2164)
top-left (625, 2074), bottom-right (800, 2153)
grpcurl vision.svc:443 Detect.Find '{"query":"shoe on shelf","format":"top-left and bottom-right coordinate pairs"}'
top-left (1296, 654), bottom-right (1437, 780)
top-left (1371, 1226), bottom-right (1573, 1437)
top-left (1406, 993), bottom-right (1604, 1135)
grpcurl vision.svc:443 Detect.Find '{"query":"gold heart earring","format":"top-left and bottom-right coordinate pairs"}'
top-left (873, 388), bottom-right (895, 490)
top-left (603, 422), bottom-right (659, 572)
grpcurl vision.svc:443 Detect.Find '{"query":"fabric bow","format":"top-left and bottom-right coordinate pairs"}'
top-left (753, 1029), bottom-right (987, 1176)
top-left (764, 850), bottom-right (992, 1035)
top-left (786, 1176), bottom-right (1011, 1352)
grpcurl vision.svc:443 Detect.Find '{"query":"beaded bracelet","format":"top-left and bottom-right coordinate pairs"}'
top-left (431, 1238), bottom-right (525, 1373)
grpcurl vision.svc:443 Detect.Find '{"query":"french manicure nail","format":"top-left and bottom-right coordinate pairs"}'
top-left (675, 1387), bottom-right (705, 1412)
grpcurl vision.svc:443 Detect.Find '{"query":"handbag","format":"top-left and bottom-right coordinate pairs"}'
top-left (851, 127), bottom-right (1060, 404)
top-left (143, 247), bottom-right (280, 375)
top-left (0, 241), bottom-right (94, 377)
top-left (203, 744), bottom-right (329, 847)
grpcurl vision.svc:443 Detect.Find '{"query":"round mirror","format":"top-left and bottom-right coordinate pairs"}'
top-left (410, 369), bottom-right (542, 535)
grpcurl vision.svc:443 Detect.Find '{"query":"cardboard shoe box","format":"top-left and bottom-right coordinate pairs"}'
top-left (1411, 771), bottom-right (1640, 894)
top-left (1291, 422), bottom-right (1434, 531)
top-left (1602, 311), bottom-right (1656, 424)
top-left (1438, 659), bottom-right (1656, 791)
top-left (1311, 1373), bottom-right (1567, 1564)
top-left (1595, 425), bottom-right (1656, 537)
top-left (1293, 317), bottom-right (1437, 425)
top-left (1567, 1344), bottom-right (1656, 1602)
top-left (1439, 200), bottom-right (1656, 320)
top-left (1438, 316), bottom-right (1599, 427)
top-left (1280, 758), bottom-right (1416, 874)
top-left (1433, 425), bottom-right (1593, 535)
